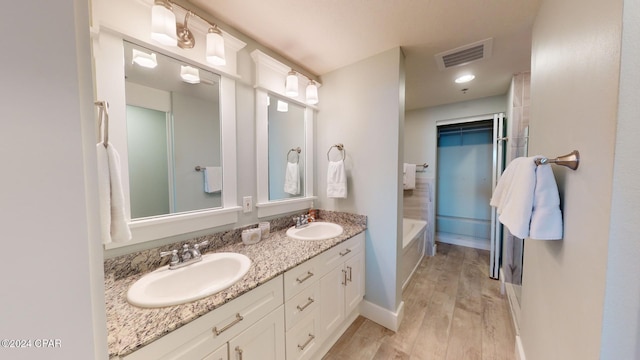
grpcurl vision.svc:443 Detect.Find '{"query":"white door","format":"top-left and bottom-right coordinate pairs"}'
top-left (344, 251), bottom-right (365, 315)
top-left (228, 307), bottom-right (285, 360)
top-left (319, 265), bottom-right (345, 338)
top-left (490, 113), bottom-right (506, 279)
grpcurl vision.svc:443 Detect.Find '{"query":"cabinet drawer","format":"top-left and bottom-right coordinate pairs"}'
top-left (284, 255), bottom-right (321, 300)
top-left (124, 276), bottom-right (283, 360)
top-left (285, 282), bottom-right (320, 330)
top-left (285, 308), bottom-right (322, 360)
top-left (317, 232), bottom-right (364, 277)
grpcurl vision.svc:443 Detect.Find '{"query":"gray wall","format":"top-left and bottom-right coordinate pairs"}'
top-left (317, 48), bottom-right (405, 312)
top-left (521, 0), bottom-right (623, 358)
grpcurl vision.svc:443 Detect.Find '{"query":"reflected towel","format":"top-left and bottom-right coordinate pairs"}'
top-left (284, 162), bottom-right (300, 195)
top-left (403, 163), bottom-right (416, 190)
top-left (204, 166), bottom-right (222, 193)
top-left (97, 143), bottom-right (132, 244)
top-left (327, 160), bottom-right (347, 198)
top-left (490, 156), bottom-right (562, 240)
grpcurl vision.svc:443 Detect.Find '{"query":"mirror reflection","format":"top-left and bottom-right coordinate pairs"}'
top-left (123, 41), bottom-right (222, 219)
top-left (267, 95), bottom-right (305, 201)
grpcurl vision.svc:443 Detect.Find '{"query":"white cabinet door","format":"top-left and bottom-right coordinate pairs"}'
top-left (202, 343), bottom-right (228, 360)
top-left (228, 306), bottom-right (285, 360)
top-left (319, 264), bottom-right (346, 338)
top-left (344, 250), bottom-right (365, 315)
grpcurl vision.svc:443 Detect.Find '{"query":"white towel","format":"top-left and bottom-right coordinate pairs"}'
top-left (204, 166), bottom-right (222, 193)
top-left (284, 162), bottom-right (300, 195)
top-left (403, 163), bottom-right (416, 190)
top-left (97, 143), bottom-right (131, 244)
top-left (489, 156), bottom-right (562, 240)
top-left (327, 160), bottom-right (347, 198)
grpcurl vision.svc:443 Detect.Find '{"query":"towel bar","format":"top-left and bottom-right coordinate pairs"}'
top-left (534, 150), bottom-right (580, 170)
top-left (327, 144), bottom-right (345, 161)
top-left (95, 101), bottom-right (109, 148)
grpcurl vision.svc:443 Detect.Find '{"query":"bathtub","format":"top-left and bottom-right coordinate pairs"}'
top-left (401, 218), bottom-right (427, 290)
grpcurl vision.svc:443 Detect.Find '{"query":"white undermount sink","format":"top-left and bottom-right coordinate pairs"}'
top-left (286, 221), bottom-right (344, 241)
top-left (127, 252), bottom-right (251, 308)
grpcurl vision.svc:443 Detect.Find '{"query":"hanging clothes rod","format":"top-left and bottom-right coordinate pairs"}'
top-left (95, 101), bottom-right (109, 148)
top-left (534, 150), bottom-right (580, 170)
top-left (287, 147), bottom-right (301, 164)
top-left (327, 143), bottom-right (345, 161)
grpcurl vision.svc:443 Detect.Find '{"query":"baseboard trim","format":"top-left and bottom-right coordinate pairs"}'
top-left (436, 232), bottom-right (490, 251)
top-left (515, 335), bottom-right (526, 360)
top-left (360, 300), bottom-right (405, 332)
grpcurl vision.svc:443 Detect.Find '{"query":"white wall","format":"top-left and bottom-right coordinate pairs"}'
top-left (405, 95), bottom-right (507, 179)
top-left (521, 0), bottom-right (623, 358)
top-left (0, 0), bottom-right (106, 359)
top-left (600, 0), bottom-right (640, 357)
top-left (317, 48), bottom-right (405, 313)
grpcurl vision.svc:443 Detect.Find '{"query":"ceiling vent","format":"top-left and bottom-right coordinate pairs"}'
top-left (435, 38), bottom-right (493, 70)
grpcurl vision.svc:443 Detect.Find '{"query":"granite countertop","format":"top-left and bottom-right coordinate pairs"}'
top-left (105, 212), bottom-right (366, 358)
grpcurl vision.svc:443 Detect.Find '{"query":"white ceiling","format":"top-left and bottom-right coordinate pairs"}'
top-left (188, 0), bottom-right (541, 110)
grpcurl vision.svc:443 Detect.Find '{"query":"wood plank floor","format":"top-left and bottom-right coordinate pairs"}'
top-left (322, 243), bottom-right (515, 360)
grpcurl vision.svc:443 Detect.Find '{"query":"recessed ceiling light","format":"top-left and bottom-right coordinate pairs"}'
top-left (455, 74), bottom-right (475, 83)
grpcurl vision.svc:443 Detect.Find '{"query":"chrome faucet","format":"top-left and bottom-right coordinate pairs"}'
top-left (160, 240), bottom-right (209, 270)
top-left (293, 214), bottom-right (310, 229)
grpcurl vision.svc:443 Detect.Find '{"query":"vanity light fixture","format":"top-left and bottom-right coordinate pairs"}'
top-left (132, 49), bottom-right (158, 68)
top-left (206, 25), bottom-right (226, 66)
top-left (277, 100), bottom-right (289, 112)
top-left (285, 70), bottom-right (299, 97)
top-left (306, 80), bottom-right (319, 105)
top-left (455, 74), bottom-right (476, 83)
top-left (180, 65), bottom-right (200, 84)
top-left (176, 11), bottom-right (195, 49)
top-left (151, 0), bottom-right (178, 46)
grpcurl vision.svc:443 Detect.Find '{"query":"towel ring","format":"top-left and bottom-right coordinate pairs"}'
top-left (327, 144), bottom-right (345, 161)
top-left (287, 147), bottom-right (301, 164)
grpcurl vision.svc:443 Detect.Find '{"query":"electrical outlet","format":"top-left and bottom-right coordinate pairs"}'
top-left (243, 196), bottom-right (252, 213)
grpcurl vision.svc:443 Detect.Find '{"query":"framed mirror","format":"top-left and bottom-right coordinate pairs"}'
top-left (123, 41), bottom-right (222, 219)
top-left (267, 94), bottom-right (306, 201)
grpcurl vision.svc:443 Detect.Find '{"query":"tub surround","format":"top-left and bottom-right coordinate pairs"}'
top-left (104, 210), bottom-right (366, 358)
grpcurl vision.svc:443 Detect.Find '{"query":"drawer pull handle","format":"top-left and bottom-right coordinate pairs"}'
top-left (213, 313), bottom-right (243, 336)
top-left (235, 346), bottom-right (243, 360)
top-left (298, 334), bottom-right (315, 351)
top-left (342, 269), bottom-right (347, 285)
top-left (339, 249), bottom-right (352, 256)
top-left (296, 297), bottom-right (315, 311)
top-left (347, 266), bottom-right (353, 282)
top-left (296, 271), bottom-right (314, 283)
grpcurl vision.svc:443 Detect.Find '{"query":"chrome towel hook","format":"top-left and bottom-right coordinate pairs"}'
top-left (534, 150), bottom-right (580, 170)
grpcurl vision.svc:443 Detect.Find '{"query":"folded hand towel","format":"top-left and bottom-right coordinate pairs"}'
top-left (204, 166), bottom-right (222, 193)
top-left (490, 156), bottom-right (563, 240)
top-left (97, 143), bottom-right (132, 244)
top-left (403, 163), bottom-right (416, 190)
top-left (327, 160), bottom-right (347, 198)
top-left (284, 162), bottom-right (300, 195)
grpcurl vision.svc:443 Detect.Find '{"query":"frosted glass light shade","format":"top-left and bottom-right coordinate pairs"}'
top-left (306, 81), bottom-right (319, 105)
top-left (285, 71), bottom-right (298, 97)
top-left (151, 2), bottom-right (177, 46)
top-left (180, 65), bottom-right (200, 84)
top-left (277, 100), bottom-right (288, 112)
top-left (206, 27), bottom-right (226, 66)
top-left (132, 49), bottom-right (158, 68)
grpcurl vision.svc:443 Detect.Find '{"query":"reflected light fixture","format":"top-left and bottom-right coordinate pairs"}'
top-left (306, 80), bottom-right (319, 105)
top-left (206, 25), bottom-right (226, 66)
top-left (455, 74), bottom-right (475, 83)
top-left (285, 70), bottom-right (298, 97)
top-left (132, 49), bottom-right (158, 68)
top-left (180, 65), bottom-right (200, 84)
top-left (277, 100), bottom-right (289, 112)
top-left (151, 0), bottom-right (178, 46)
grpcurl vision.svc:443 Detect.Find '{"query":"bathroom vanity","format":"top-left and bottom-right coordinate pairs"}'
top-left (105, 214), bottom-right (366, 360)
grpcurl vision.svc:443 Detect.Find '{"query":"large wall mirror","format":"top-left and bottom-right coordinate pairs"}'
top-left (123, 41), bottom-right (222, 219)
top-left (267, 94), bottom-right (306, 201)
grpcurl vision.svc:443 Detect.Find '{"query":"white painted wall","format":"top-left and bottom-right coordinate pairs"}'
top-left (317, 48), bottom-right (405, 312)
top-left (599, 0), bottom-right (640, 358)
top-left (404, 95), bottom-right (507, 179)
top-left (521, 0), bottom-right (623, 358)
top-left (0, 0), bottom-right (106, 359)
